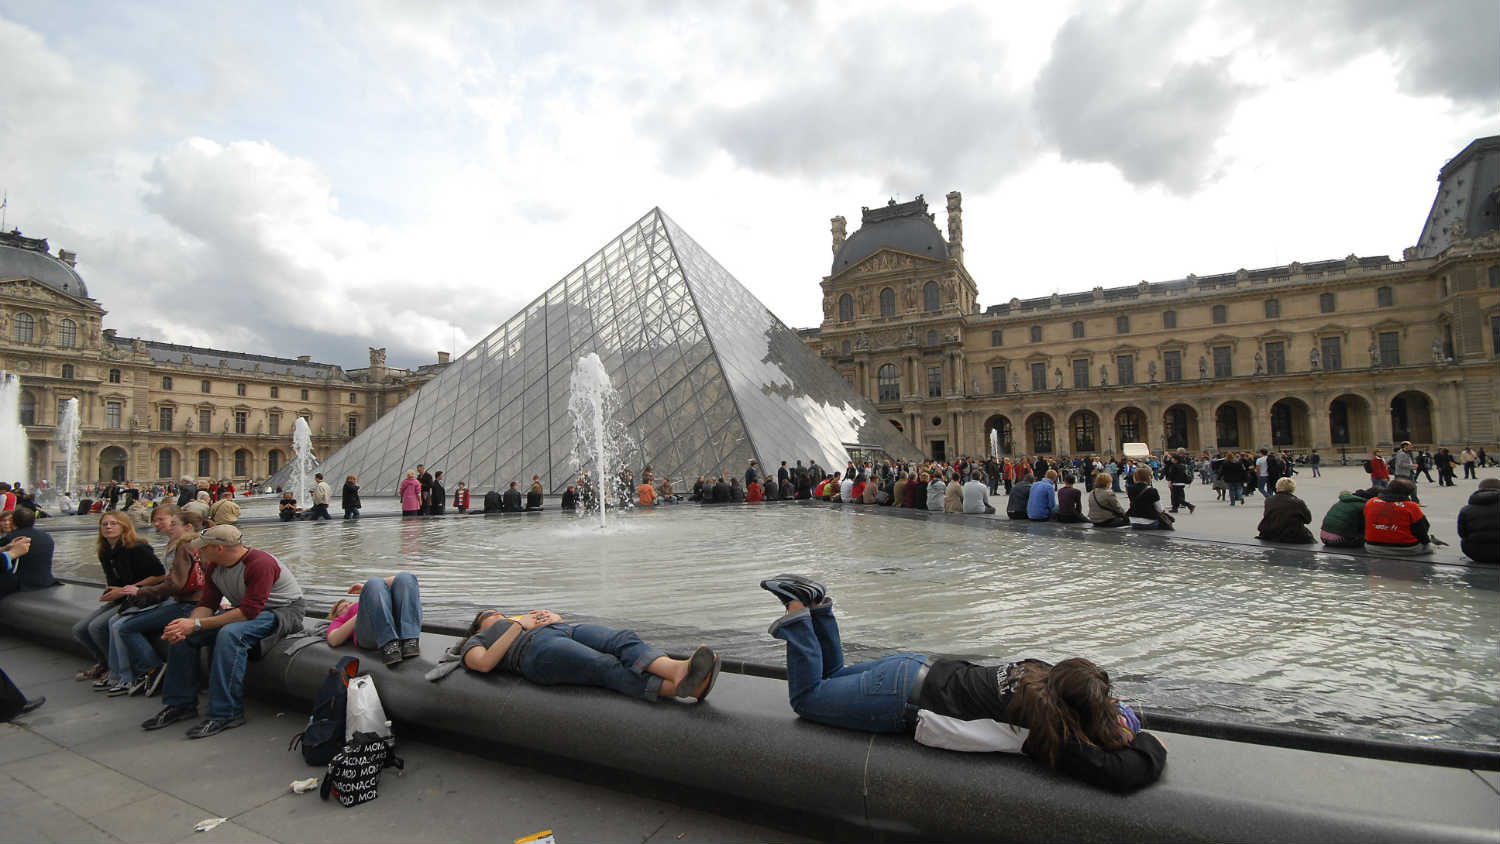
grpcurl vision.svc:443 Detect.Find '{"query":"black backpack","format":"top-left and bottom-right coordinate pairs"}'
top-left (289, 655), bottom-right (360, 766)
top-left (320, 730), bottom-right (404, 807)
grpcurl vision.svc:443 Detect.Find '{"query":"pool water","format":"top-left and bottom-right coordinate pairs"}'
top-left (49, 501), bottom-right (1500, 751)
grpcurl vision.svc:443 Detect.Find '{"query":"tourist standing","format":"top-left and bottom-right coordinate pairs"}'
top-left (1166, 455), bottom-right (1196, 514)
top-left (399, 471), bottom-right (422, 516)
top-left (431, 471), bottom-right (448, 515)
top-left (454, 482), bottom-right (470, 514)
top-left (342, 474), bottom-right (361, 520)
top-left (1367, 449), bottom-right (1390, 490)
top-left (1308, 450), bottom-right (1321, 478)
top-left (1434, 449), bottom-right (1456, 487)
top-left (1390, 442), bottom-right (1415, 483)
top-left (1461, 447), bottom-right (1478, 480)
top-left (417, 464), bottom-right (433, 515)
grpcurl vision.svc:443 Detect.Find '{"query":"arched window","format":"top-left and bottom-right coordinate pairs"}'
top-left (1211, 305), bottom-right (1227, 324)
top-left (1116, 315), bottom-right (1130, 334)
top-left (61, 363), bottom-right (74, 379)
top-left (1162, 310), bottom-right (1177, 329)
top-left (1376, 286), bottom-right (1394, 307)
top-left (58, 319), bottom-right (77, 348)
top-left (877, 364), bottom-right (901, 402)
top-left (838, 293), bottom-right (853, 322)
top-left (13, 312), bottom-right (33, 343)
top-left (108, 368), bottom-right (122, 384)
top-left (1071, 320), bottom-right (1085, 339)
top-left (158, 449), bottom-right (174, 479)
top-left (879, 287), bottom-right (895, 316)
top-left (1264, 299), bottom-right (1280, 319)
top-left (922, 281), bottom-right (940, 312)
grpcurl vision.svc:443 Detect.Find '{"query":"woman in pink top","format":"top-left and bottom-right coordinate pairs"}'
top-left (399, 471), bottom-right (422, 516)
top-left (328, 573), bottom-right (424, 666)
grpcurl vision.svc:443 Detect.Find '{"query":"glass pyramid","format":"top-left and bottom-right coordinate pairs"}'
top-left (314, 208), bottom-right (922, 495)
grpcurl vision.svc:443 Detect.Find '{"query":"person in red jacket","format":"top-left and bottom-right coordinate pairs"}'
top-left (453, 483), bottom-right (470, 514)
top-left (1363, 479), bottom-right (1432, 556)
top-left (1367, 449), bottom-right (1391, 489)
top-left (745, 480), bottom-right (764, 502)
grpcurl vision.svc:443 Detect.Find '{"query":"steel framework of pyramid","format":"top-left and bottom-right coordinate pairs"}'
top-left (313, 208), bottom-right (922, 496)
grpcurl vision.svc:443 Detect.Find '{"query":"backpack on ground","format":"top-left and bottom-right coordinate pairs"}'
top-left (320, 730), bottom-right (404, 807)
top-left (289, 655), bottom-right (360, 766)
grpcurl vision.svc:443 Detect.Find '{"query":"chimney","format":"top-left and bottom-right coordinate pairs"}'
top-left (437, 351), bottom-right (450, 365)
top-left (945, 191), bottom-right (963, 265)
top-left (830, 216), bottom-right (846, 255)
top-left (102, 328), bottom-right (116, 339)
top-left (368, 347), bottom-right (388, 382)
top-left (58, 249), bottom-right (77, 267)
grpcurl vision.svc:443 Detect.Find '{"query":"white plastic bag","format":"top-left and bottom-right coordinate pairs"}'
top-left (344, 675), bottom-right (391, 742)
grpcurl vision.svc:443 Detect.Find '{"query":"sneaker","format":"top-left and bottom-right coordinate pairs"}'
top-left (760, 574), bottom-right (826, 608)
top-left (145, 666), bottom-right (167, 697)
top-left (141, 704), bottom-right (198, 731)
top-left (128, 671), bottom-right (153, 697)
top-left (381, 641), bottom-right (403, 666)
top-left (92, 677), bottom-right (113, 691)
top-left (400, 638), bottom-right (421, 659)
top-left (105, 681), bottom-right (133, 697)
top-left (16, 696), bottom-right (45, 717)
top-left (185, 714), bottom-right (246, 739)
top-left (75, 664), bottom-right (105, 682)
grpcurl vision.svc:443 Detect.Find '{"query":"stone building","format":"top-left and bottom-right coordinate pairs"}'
top-left (803, 137), bottom-right (1500, 462)
top-left (0, 229), bottom-right (448, 488)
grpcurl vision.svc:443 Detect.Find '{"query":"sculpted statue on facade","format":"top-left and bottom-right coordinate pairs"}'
top-left (1368, 341), bottom-right (1379, 367)
top-left (1309, 345), bottom-right (1321, 369)
top-left (1254, 351), bottom-right (1265, 375)
top-left (1099, 365), bottom-right (1108, 386)
top-left (857, 287), bottom-right (871, 314)
top-left (1432, 339), bottom-right (1444, 363)
top-left (822, 295), bottom-right (834, 319)
top-left (903, 282), bottom-right (917, 310)
top-left (1054, 368), bottom-right (1063, 390)
top-left (1199, 356), bottom-right (1207, 378)
top-left (1148, 360), bottom-right (1158, 382)
top-left (1012, 373), bottom-right (1020, 393)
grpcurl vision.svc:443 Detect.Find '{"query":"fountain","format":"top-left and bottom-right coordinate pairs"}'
top-left (567, 353), bottom-right (634, 530)
top-left (0, 372), bottom-right (30, 487)
top-left (291, 416), bottom-right (315, 508)
top-left (989, 427), bottom-right (999, 460)
top-left (56, 396), bottom-right (80, 499)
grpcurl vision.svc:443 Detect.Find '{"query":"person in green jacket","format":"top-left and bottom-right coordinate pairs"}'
top-left (1319, 489), bottom-right (1374, 547)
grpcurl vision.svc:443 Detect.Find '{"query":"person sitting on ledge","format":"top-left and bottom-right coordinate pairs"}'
top-left (560, 485), bottom-right (578, 511)
top-left (712, 474), bottom-right (731, 503)
top-left (1053, 474), bottom-right (1087, 524)
top-left (1027, 470), bottom-right (1059, 521)
top-left (658, 476), bottom-right (677, 503)
top-left (456, 607), bottom-right (720, 703)
top-left (1006, 473), bottom-right (1033, 520)
top-left (1457, 478), bottom-right (1499, 564)
top-left (636, 477), bottom-right (658, 507)
top-left (962, 471), bottom-right (994, 514)
top-left (502, 482), bottom-right (524, 513)
top-left (0, 505), bottom-right (54, 598)
top-left (1256, 477), bottom-right (1315, 544)
top-left (746, 477), bottom-right (764, 503)
top-left (1125, 468), bottom-right (1173, 531)
top-left (1087, 473), bottom-right (1130, 528)
top-left (328, 572), bottom-right (424, 665)
top-left (1363, 478), bottom-right (1434, 556)
top-left (526, 476), bottom-right (544, 511)
top-left (926, 473), bottom-right (946, 512)
top-left (759, 574), bottom-right (1167, 793)
top-left (1319, 489), bottom-right (1374, 548)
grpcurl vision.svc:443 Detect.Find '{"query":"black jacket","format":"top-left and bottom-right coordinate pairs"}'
top-left (430, 481), bottom-right (447, 513)
top-left (1457, 489), bottom-right (1499, 564)
top-left (0, 526), bottom-right (54, 591)
top-left (502, 488), bottom-right (523, 512)
top-left (1125, 482), bottom-right (1162, 520)
top-left (1165, 461), bottom-right (1192, 484)
top-left (341, 481), bottom-right (361, 510)
top-left (483, 490), bottom-right (503, 513)
top-left (176, 483), bottom-right (196, 507)
top-left (1257, 492), bottom-right (1314, 544)
top-left (1219, 459), bottom-right (1247, 484)
top-left (98, 540), bottom-right (164, 587)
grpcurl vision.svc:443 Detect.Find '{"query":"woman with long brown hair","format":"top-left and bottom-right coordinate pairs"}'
top-left (71, 511), bottom-right (164, 685)
top-left (760, 574), bottom-right (1167, 792)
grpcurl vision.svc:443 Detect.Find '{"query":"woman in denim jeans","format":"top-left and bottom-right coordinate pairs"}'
top-left (103, 506), bottom-right (206, 696)
top-left (457, 609), bottom-right (720, 703)
top-left (73, 512), bottom-right (164, 686)
top-left (760, 574), bottom-right (1168, 793)
top-left (327, 572), bottom-right (425, 666)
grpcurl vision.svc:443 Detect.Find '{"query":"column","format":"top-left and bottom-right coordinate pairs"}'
top-left (1196, 399), bottom-right (1217, 454)
top-left (1309, 390), bottom-right (1331, 451)
top-left (1372, 388), bottom-right (1394, 446)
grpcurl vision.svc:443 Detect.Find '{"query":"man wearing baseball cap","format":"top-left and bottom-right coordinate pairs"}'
top-left (142, 525), bottom-right (306, 739)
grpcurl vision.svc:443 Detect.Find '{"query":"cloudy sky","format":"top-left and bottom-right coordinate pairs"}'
top-left (2, 0), bottom-right (1496, 369)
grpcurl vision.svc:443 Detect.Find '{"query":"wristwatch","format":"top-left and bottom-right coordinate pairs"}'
top-left (194, 618), bottom-right (202, 631)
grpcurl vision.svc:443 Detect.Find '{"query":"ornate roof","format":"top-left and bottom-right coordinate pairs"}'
top-left (0, 230), bottom-right (90, 299)
top-left (831, 196), bottom-right (949, 275)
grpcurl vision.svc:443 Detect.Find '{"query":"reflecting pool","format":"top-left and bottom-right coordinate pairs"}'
top-left (49, 502), bottom-right (1500, 751)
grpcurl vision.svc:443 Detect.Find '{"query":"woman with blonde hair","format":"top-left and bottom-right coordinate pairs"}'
top-left (72, 511), bottom-right (164, 685)
top-left (105, 506), bottom-right (206, 696)
top-left (399, 470), bottom-right (422, 516)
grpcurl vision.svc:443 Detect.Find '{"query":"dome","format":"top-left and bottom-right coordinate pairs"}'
top-left (831, 198), bottom-right (949, 274)
top-left (0, 236), bottom-right (90, 299)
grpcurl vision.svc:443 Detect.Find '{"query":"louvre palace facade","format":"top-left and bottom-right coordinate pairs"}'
top-left (802, 136), bottom-right (1500, 462)
top-left (0, 228), bottom-right (448, 487)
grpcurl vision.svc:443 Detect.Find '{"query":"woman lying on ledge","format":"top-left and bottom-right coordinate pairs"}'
top-left (456, 609), bottom-right (722, 703)
top-left (760, 574), bottom-right (1167, 793)
top-left (328, 572), bottom-right (424, 666)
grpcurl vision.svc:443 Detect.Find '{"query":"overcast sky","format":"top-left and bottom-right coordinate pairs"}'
top-left (2, 0), bottom-right (1496, 369)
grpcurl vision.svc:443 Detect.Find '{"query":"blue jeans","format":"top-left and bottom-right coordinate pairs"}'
top-left (1311, 464), bottom-right (1321, 477)
top-left (517, 624), bottom-right (666, 702)
top-left (107, 600), bottom-right (193, 682)
top-left (772, 603), bottom-right (927, 733)
top-left (353, 573), bottom-right (422, 649)
top-left (1228, 481), bottom-right (1243, 504)
top-left (308, 503), bottom-right (331, 520)
top-left (343, 508), bottom-right (360, 520)
top-left (72, 602), bottom-right (119, 666)
top-left (162, 611), bottom-right (277, 719)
